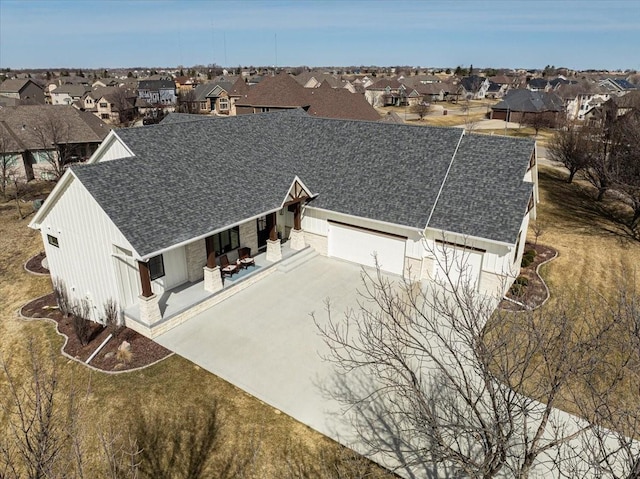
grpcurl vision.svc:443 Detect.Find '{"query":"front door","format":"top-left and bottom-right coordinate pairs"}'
top-left (257, 214), bottom-right (275, 251)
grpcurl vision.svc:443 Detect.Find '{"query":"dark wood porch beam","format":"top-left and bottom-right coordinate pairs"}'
top-left (293, 202), bottom-right (301, 230)
top-left (269, 212), bottom-right (278, 241)
top-left (138, 260), bottom-right (153, 298)
top-left (205, 236), bottom-right (217, 268)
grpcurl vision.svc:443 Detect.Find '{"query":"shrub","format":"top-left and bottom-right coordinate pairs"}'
top-left (510, 276), bottom-right (529, 297)
top-left (104, 298), bottom-right (123, 337)
top-left (71, 299), bottom-right (92, 346)
top-left (521, 249), bottom-right (537, 267)
top-left (510, 283), bottom-right (525, 297)
top-left (52, 277), bottom-right (71, 316)
top-left (116, 346), bottom-right (132, 363)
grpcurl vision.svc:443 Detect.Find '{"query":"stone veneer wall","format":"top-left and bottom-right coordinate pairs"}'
top-left (239, 221), bottom-right (259, 256)
top-left (185, 239), bottom-right (206, 282)
top-left (304, 231), bottom-right (328, 256)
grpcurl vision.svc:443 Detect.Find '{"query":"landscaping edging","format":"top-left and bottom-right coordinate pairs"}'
top-left (18, 294), bottom-right (173, 375)
top-left (499, 243), bottom-right (558, 312)
top-left (24, 252), bottom-right (50, 276)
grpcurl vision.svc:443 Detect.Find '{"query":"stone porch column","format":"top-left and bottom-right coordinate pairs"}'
top-left (203, 266), bottom-right (224, 292)
top-left (289, 202), bottom-right (305, 250)
top-left (138, 294), bottom-right (162, 325)
top-left (137, 260), bottom-right (161, 325)
top-left (289, 229), bottom-right (305, 251)
top-left (203, 236), bottom-right (223, 293)
top-left (266, 239), bottom-right (282, 262)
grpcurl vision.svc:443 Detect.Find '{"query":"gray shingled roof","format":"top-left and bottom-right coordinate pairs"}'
top-left (71, 111), bottom-right (533, 258)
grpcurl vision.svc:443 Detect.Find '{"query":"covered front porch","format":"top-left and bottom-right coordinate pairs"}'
top-left (121, 180), bottom-right (312, 338)
top-left (124, 241), bottom-right (314, 338)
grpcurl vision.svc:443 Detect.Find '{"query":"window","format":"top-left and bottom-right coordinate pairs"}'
top-left (213, 226), bottom-right (240, 255)
top-left (47, 234), bottom-right (59, 248)
top-left (101, 113), bottom-right (110, 119)
top-left (260, 107), bottom-right (270, 113)
top-left (99, 102), bottom-right (108, 108)
top-left (219, 98), bottom-right (229, 111)
top-left (148, 254), bottom-right (165, 280)
top-left (32, 151), bottom-right (52, 164)
top-left (1, 154), bottom-right (19, 166)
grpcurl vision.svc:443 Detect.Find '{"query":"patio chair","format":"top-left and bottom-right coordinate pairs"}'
top-left (238, 247), bottom-right (255, 268)
top-left (219, 254), bottom-right (239, 277)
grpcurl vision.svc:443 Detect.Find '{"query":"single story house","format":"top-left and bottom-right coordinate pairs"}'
top-left (29, 110), bottom-right (538, 338)
top-left (490, 89), bottom-right (564, 126)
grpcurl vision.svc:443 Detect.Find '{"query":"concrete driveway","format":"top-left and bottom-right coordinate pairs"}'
top-left (155, 254), bottom-right (418, 476)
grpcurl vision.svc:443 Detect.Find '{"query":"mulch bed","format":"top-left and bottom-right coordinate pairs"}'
top-left (21, 293), bottom-right (171, 372)
top-left (499, 242), bottom-right (557, 312)
top-left (25, 252), bottom-right (49, 275)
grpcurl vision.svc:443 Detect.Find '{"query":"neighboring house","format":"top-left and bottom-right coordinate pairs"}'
top-left (235, 73), bottom-right (381, 121)
top-left (458, 75), bottom-right (490, 100)
top-left (559, 83), bottom-right (610, 121)
top-left (137, 79), bottom-right (177, 107)
top-left (490, 89), bottom-right (565, 126)
top-left (365, 78), bottom-right (415, 107)
top-left (598, 77), bottom-right (638, 96)
top-left (50, 84), bottom-right (91, 105)
top-left (76, 87), bottom-right (137, 124)
top-left (0, 79), bottom-right (46, 104)
top-left (0, 105), bottom-right (110, 180)
top-left (174, 76), bottom-right (197, 92)
top-left (526, 78), bottom-right (550, 92)
top-left (29, 110), bottom-right (537, 338)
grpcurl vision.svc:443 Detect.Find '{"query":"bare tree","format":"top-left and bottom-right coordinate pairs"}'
top-left (108, 88), bottom-right (136, 125)
top-left (548, 122), bottom-right (591, 183)
top-left (315, 243), bottom-right (634, 478)
top-left (411, 101), bottom-right (431, 121)
top-left (607, 109), bottom-right (640, 235)
top-left (32, 111), bottom-right (73, 181)
top-left (0, 121), bottom-right (19, 199)
top-left (521, 111), bottom-right (554, 136)
top-left (177, 90), bottom-right (198, 114)
top-left (0, 341), bottom-right (85, 479)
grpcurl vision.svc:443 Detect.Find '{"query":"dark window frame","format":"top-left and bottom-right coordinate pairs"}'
top-left (213, 226), bottom-right (240, 255)
top-left (148, 254), bottom-right (165, 280)
top-left (47, 234), bottom-right (59, 248)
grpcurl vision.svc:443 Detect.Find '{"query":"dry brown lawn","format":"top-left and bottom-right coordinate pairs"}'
top-left (2, 165), bottom-right (638, 474)
top-left (490, 166), bottom-right (640, 433)
top-left (532, 166), bottom-right (640, 296)
top-left (0, 187), bottom-right (393, 478)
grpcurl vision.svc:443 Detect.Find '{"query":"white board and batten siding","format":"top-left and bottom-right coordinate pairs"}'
top-left (152, 246), bottom-right (188, 294)
top-left (39, 176), bottom-right (137, 321)
top-left (88, 133), bottom-right (134, 163)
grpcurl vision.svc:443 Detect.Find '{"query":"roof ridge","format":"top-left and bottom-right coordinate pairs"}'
top-left (425, 129), bottom-right (465, 228)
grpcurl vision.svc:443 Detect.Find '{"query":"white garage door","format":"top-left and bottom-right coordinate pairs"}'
top-left (328, 222), bottom-right (406, 275)
top-left (433, 242), bottom-right (484, 290)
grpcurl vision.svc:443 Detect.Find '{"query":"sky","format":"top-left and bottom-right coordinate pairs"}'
top-left (1, 0), bottom-right (639, 71)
